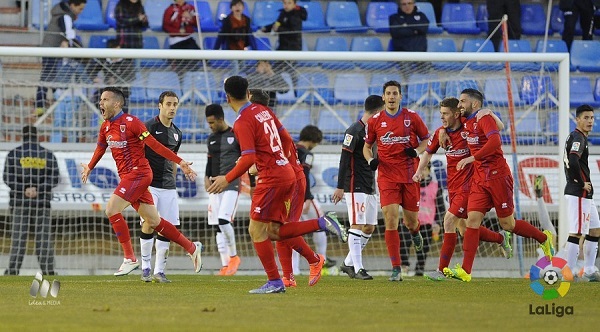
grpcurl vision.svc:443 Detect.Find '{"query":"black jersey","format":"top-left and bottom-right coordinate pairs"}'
top-left (144, 117), bottom-right (182, 189)
top-left (337, 120), bottom-right (375, 194)
top-left (564, 128), bottom-right (592, 198)
top-left (296, 143), bottom-right (314, 200)
top-left (206, 127), bottom-right (241, 191)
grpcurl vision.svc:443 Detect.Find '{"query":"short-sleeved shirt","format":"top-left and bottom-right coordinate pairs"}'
top-left (233, 102), bottom-right (295, 185)
top-left (564, 129), bottom-right (592, 198)
top-left (145, 116), bottom-right (182, 189)
top-left (97, 112), bottom-right (152, 177)
top-left (339, 120), bottom-right (374, 194)
top-left (365, 108), bottom-right (429, 183)
top-left (207, 126), bottom-right (241, 191)
top-left (426, 124), bottom-right (472, 194)
top-left (463, 111), bottom-right (510, 182)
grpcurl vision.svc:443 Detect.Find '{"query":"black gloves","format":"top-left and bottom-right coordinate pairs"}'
top-left (404, 148), bottom-right (418, 158)
top-left (368, 158), bottom-right (379, 171)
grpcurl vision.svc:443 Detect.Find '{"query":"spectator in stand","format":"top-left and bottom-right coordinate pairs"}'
top-left (560, 0), bottom-right (596, 51)
top-left (35, 0), bottom-right (87, 116)
top-left (261, 0), bottom-right (306, 51)
top-left (427, 0), bottom-right (459, 27)
top-left (115, 0), bottom-right (148, 49)
top-left (163, 0), bottom-right (200, 77)
top-left (213, 0), bottom-right (257, 51)
top-left (389, 0), bottom-right (429, 52)
top-left (487, 0), bottom-right (522, 51)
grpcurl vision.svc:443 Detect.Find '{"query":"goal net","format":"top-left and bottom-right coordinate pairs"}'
top-left (0, 39), bottom-right (569, 277)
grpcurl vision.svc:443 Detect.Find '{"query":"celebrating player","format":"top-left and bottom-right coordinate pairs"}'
top-left (363, 80), bottom-right (429, 282)
top-left (80, 87), bottom-right (203, 276)
top-left (443, 89), bottom-right (554, 282)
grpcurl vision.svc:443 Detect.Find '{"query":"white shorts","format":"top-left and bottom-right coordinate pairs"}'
top-left (140, 187), bottom-right (180, 226)
top-left (565, 194), bottom-right (600, 235)
top-left (300, 199), bottom-right (324, 221)
top-left (344, 192), bottom-right (378, 226)
top-left (208, 190), bottom-right (239, 225)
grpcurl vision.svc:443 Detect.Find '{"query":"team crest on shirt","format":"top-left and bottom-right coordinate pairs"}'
top-left (572, 142), bottom-right (580, 152)
top-left (343, 134), bottom-right (353, 147)
top-left (174, 133), bottom-right (179, 141)
top-left (227, 137), bottom-right (235, 144)
top-left (120, 124), bottom-right (126, 132)
top-left (404, 120), bottom-right (411, 127)
top-left (461, 131), bottom-right (468, 139)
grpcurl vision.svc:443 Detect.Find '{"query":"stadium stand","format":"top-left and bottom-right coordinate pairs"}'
top-left (181, 71), bottom-right (224, 105)
top-left (333, 73), bottom-right (369, 105)
top-left (570, 77), bottom-right (600, 108)
top-left (499, 40), bottom-right (541, 71)
top-left (105, 0), bottom-right (118, 29)
top-left (416, 2), bottom-right (444, 34)
top-left (325, 1), bottom-right (368, 33)
top-left (520, 75), bottom-right (557, 108)
top-left (298, 1), bottom-right (327, 31)
top-left (406, 73), bottom-right (442, 107)
top-left (475, 3), bottom-right (488, 33)
top-left (441, 3), bottom-right (480, 34)
top-left (140, 36), bottom-right (168, 68)
top-left (74, 0), bottom-right (109, 31)
top-left (427, 38), bottom-right (462, 71)
top-left (520, 4), bottom-right (548, 36)
top-left (461, 39), bottom-right (502, 70)
top-left (252, 0), bottom-right (283, 28)
top-left (365, 1), bottom-right (397, 33)
top-left (484, 77), bottom-right (526, 107)
top-left (145, 0), bottom-right (172, 32)
top-left (570, 40), bottom-right (600, 72)
top-left (318, 109), bottom-right (353, 143)
top-left (196, 0), bottom-right (219, 32)
top-left (350, 37), bottom-right (394, 70)
top-left (314, 36), bottom-right (354, 70)
top-left (88, 35), bottom-right (111, 48)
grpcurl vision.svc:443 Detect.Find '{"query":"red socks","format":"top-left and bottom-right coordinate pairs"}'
top-left (155, 218), bottom-right (195, 254)
top-left (385, 230), bottom-right (401, 267)
top-left (513, 219), bottom-right (547, 244)
top-left (276, 241), bottom-right (293, 280)
top-left (282, 237), bottom-right (319, 264)
top-left (438, 232), bottom-right (457, 271)
top-left (254, 239), bottom-right (280, 280)
top-left (109, 213), bottom-right (135, 261)
top-left (278, 219), bottom-right (320, 239)
top-left (478, 226), bottom-right (503, 244)
top-left (462, 227), bottom-right (480, 274)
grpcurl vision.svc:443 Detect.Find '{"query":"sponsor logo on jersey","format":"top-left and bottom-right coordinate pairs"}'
top-left (380, 131), bottom-right (409, 145)
top-left (155, 131), bottom-right (163, 134)
top-left (571, 142), bottom-right (580, 152)
top-left (254, 206), bottom-right (261, 214)
top-left (343, 134), bottom-right (353, 147)
top-left (210, 141), bottom-right (216, 145)
top-left (381, 122), bottom-right (387, 128)
top-left (106, 135), bottom-right (128, 149)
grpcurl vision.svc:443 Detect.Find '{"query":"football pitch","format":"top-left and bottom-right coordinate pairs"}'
top-left (1, 275), bottom-right (598, 331)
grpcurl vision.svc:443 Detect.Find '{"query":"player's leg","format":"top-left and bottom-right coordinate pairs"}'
top-left (218, 190), bottom-right (241, 275)
top-left (399, 224), bottom-right (412, 277)
top-left (302, 199), bottom-right (331, 267)
top-left (209, 193), bottom-right (230, 274)
top-left (6, 207), bottom-right (29, 275)
top-left (563, 195), bottom-right (584, 273)
top-left (425, 212), bottom-right (460, 281)
top-left (139, 188), bottom-right (158, 282)
top-left (153, 188), bottom-right (180, 282)
top-left (415, 224), bottom-right (432, 276)
top-left (582, 199), bottom-right (600, 281)
top-left (381, 186), bottom-right (403, 281)
top-left (275, 209), bottom-right (347, 243)
top-left (34, 206), bottom-right (56, 276)
top-left (105, 192), bottom-right (139, 276)
top-left (248, 220), bottom-right (285, 293)
top-left (401, 183), bottom-right (423, 252)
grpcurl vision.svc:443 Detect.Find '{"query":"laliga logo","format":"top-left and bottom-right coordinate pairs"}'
top-left (529, 256), bottom-right (571, 300)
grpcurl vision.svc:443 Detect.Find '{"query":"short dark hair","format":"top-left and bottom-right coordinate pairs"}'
top-left (576, 104), bottom-right (594, 117)
top-left (461, 88), bottom-right (484, 104)
top-left (205, 104), bottom-right (224, 119)
top-left (102, 86), bottom-right (125, 106)
top-left (249, 89), bottom-right (270, 106)
top-left (107, 38), bottom-right (119, 49)
top-left (224, 76), bottom-right (248, 101)
top-left (440, 97), bottom-right (459, 110)
top-left (383, 80), bottom-right (402, 94)
top-left (299, 125), bottom-right (323, 143)
top-left (22, 125), bottom-right (38, 141)
top-left (364, 95), bottom-right (384, 114)
top-left (159, 91), bottom-right (179, 104)
top-left (230, 0), bottom-right (243, 8)
top-left (69, 0), bottom-right (87, 5)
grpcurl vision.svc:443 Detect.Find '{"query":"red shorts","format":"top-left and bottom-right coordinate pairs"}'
top-left (114, 169), bottom-right (154, 211)
top-left (467, 174), bottom-right (514, 218)
top-left (250, 179), bottom-right (296, 223)
top-left (288, 176), bottom-right (306, 223)
top-left (448, 190), bottom-right (468, 219)
top-left (378, 181), bottom-right (420, 212)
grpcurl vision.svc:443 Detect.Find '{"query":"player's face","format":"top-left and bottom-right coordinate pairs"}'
top-left (440, 106), bottom-right (460, 129)
top-left (283, 0), bottom-right (296, 12)
top-left (458, 93), bottom-right (476, 118)
top-left (383, 86), bottom-right (401, 112)
top-left (576, 111), bottom-right (594, 135)
top-left (99, 91), bottom-right (122, 120)
top-left (158, 96), bottom-right (179, 121)
top-left (206, 115), bottom-right (227, 133)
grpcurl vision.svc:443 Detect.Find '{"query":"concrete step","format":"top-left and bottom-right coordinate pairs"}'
top-left (0, 7), bottom-right (21, 27)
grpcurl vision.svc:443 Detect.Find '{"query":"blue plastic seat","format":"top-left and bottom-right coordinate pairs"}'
top-left (407, 74), bottom-right (442, 106)
top-left (31, 0), bottom-right (61, 29)
top-left (441, 3), bottom-right (480, 34)
top-left (535, 39), bottom-right (569, 71)
top-left (88, 35), bottom-right (112, 48)
top-left (369, 73), bottom-right (402, 96)
top-left (570, 77), bottom-right (600, 107)
top-left (325, 1), bottom-right (368, 33)
top-left (547, 111), bottom-right (576, 144)
top-left (298, 1), bottom-right (327, 31)
top-left (461, 39), bottom-right (502, 71)
top-left (476, 4), bottom-right (488, 33)
top-left (146, 71), bottom-right (182, 103)
top-left (216, 1), bottom-right (252, 29)
top-left (318, 109), bottom-right (353, 143)
top-left (140, 36), bottom-right (168, 68)
top-left (334, 73), bottom-right (369, 105)
top-left (550, 5), bottom-right (582, 35)
top-left (428, 38), bottom-right (462, 70)
top-left (315, 37), bottom-right (354, 70)
top-left (444, 78), bottom-right (479, 99)
top-left (181, 71), bottom-right (224, 105)
top-left (350, 37), bottom-right (394, 70)
top-left (571, 40), bottom-right (600, 72)
top-left (365, 2), bottom-right (397, 33)
top-left (129, 107), bottom-right (155, 122)
top-left (508, 111), bottom-right (547, 145)
top-left (499, 40), bottom-right (540, 71)
top-left (129, 74), bottom-right (148, 103)
top-left (281, 109), bottom-right (312, 135)
top-left (521, 4), bottom-right (548, 35)
top-left (172, 108), bottom-right (199, 142)
top-left (416, 2), bottom-right (443, 34)
top-left (483, 77), bottom-right (526, 107)
top-left (296, 72), bottom-right (335, 105)
top-left (595, 78), bottom-right (600, 102)
top-left (253, 1), bottom-right (283, 28)
top-left (520, 76), bottom-right (557, 108)
top-left (105, 0), bottom-right (118, 29)
top-left (276, 72), bottom-right (297, 104)
top-left (74, 0), bottom-right (109, 30)
top-left (196, 1), bottom-right (219, 32)
top-left (145, 0), bottom-right (172, 31)
top-left (202, 37), bottom-right (232, 69)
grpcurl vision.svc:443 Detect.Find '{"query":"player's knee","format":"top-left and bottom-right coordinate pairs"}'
top-left (362, 225), bottom-right (375, 234)
top-left (218, 218), bottom-right (230, 225)
top-left (498, 217), bottom-right (514, 230)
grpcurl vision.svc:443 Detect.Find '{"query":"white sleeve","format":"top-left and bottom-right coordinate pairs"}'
top-left (63, 14), bottom-right (76, 44)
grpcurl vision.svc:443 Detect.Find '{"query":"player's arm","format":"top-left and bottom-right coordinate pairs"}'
top-left (333, 149), bottom-right (352, 204)
top-left (143, 132), bottom-right (196, 181)
top-left (204, 154), bottom-right (213, 191)
top-left (413, 151), bottom-right (434, 182)
top-left (566, 148), bottom-right (586, 188)
top-left (472, 116), bottom-right (502, 161)
top-left (476, 109), bottom-right (505, 131)
top-left (207, 153), bottom-right (255, 194)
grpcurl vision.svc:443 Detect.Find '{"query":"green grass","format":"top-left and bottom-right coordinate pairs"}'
top-left (1, 275), bottom-right (598, 331)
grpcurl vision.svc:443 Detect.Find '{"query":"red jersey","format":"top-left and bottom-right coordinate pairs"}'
top-left (463, 111), bottom-right (511, 181)
top-left (162, 2), bottom-right (198, 37)
top-left (426, 125), bottom-right (472, 194)
top-left (365, 108), bottom-right (429, 183)
top-left (233, 102), bottom-right (295, 185)
top-left (97, 112), bottom-right (152, 177)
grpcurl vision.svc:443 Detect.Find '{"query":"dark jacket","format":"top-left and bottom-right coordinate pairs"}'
top-left (263, 6), bottom-right (307, 51)
top-left (115, 0), bottom-right (149, 48)
top-left (214, 14), bottom-right (257, 50)
top-left (389, 7), bottom-right (429, 52)
top-left (3, 141), bottom-right (60, 208)
top-left (42, 1), bottom-right (78, 47)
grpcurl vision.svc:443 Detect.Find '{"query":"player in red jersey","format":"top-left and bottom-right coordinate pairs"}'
top-left (208, 77), bottom-right (346, 294)
top-left (443, 88), bottom-right (554, 282)
top-left (413, 97), bottom-right (512, 281)
top-left (363, 80), bottom-right (430, 281)
top-left (80, 87), bottom-right (203, 276)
